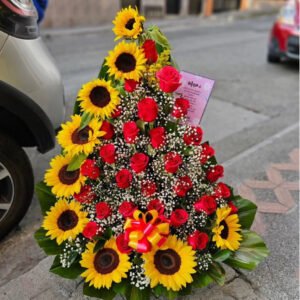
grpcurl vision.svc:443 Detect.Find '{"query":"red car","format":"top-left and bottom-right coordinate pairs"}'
top-left (268, 0), bottom-right (300, 62)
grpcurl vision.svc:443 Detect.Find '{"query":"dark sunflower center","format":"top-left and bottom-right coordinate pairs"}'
top-left (115, 53), bottom-right (136, 73)
top-left (125, 18), bottom-right (135, 30)
top-left (94, 248), bottom-right (120, 274)
top-left (57, 210), bottom-right (78, 231)
top-left (58, 165), bottom-right (80, 185)
top-left (90, 86), bottom-right (111, 108)
top-left (154, 249), bottom-right (181, 275)
top-left (220, 220), bottom-right (229, 239)
top-left (71, 126), bottom-right (92, 144)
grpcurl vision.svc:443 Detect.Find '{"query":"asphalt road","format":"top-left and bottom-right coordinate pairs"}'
top-left (0, 15), bottom-right (298, 299)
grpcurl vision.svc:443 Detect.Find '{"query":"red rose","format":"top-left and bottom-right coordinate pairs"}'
top-left (137, 97), bottom-right (158, 122)
top-left (147, 199), bottom-right (164, 215)
top-left (215, 182), bottom-right (231, 199)
top-left (96, 202), bottom-right (111, 219)
top-left (207, 165), bottom-right (224, 183)
top-left (112, 107), bottom-right (122, 118)
top-left (99, 144), bottom-right (116, 164)
top-left (228, 201), bottom-right (238, 214)
top-left (100, 120), bottom-right (114, 140)
top-left (118, 201), bottom-right (136, 218)
top-left (164, 152), bottom-right (182, 174)
top-left (130, 153), bottom-right (149, 173)
top-left (156, 66), bottom-right (181, 93)
top-left (172, 98), bottom-right (190, 118)
top-left (83, 221), bottom-right (100, 239)
top-left (124, 79), bottom-right (138, 92)
top-left (170, 209), bottom-right (189, 227)
top-left (200, 143), bottom-right (215, 164)
top-left (142, 39), bottom-right (158, 64)
top-left (116, 233), bottom-right (132, 254)
top-left (123, 121), bottom-right (139, 144)
top-left (174, 176), bottom-right (193, 197)
top-left (74, 185), bottom-right (96, 203)
top-left (149, 127), bottom-right (166, 149)
top-left (183, 126), bottom-right (203, 146)
top-left (187, 231), bottom-right (209, 250)
top-left (80, 159), bottom-right (100, 180)
top-left (116, 169), bottom-right (133, 189)
top-left (194, 195), bottom-right (217, 215)
top-left (141, 180), bottom-right (157, 197)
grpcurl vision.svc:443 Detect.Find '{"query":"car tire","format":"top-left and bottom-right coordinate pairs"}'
top-left (0, 132), bottom-right (34, 240)
top-left (267, 53), bottom-right (280, 63)
top-left (267, 38), bottom-right (281, 63)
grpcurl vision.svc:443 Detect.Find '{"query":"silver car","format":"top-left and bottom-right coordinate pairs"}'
top-left (0, 0), bottom-right (65, 239)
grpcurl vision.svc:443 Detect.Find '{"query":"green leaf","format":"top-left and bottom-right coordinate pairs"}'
top-left (234, 196), bottom-right (257, 229)
top-left (147, 26), bottom-right (171, 49)
top-left (225, 230), bottom-right (269, 271)
top-left (98, 60), bottom-right (109, 80)
top-left (136, 119), bottom-right (145, 132)
top-left (103, 227), bottom-right (113, 240)
top-left (67, 153), bottom-right (87, 171)
top-left (50, 255), bottom-right (84, 279)
top-left (94, 238), bottom-right (106, 253)
top-left (128, 286), bottom-right (151, 300)
top-left (73, 100), bottom-right (81, 115)
top-left (206, 262), bottom-right (226, 286)
top-left (192, 272), bottom-right (214, 289)
top-left (83, 283), bottom-right (116, 300)
top-left (178, 284), bottom-right (192, 296)
top-left (153, 284), bottom-right (166, 297)
top-left (34, 227), bottom-right (63, 255)
top-left (35, 181), bottom-right (56, 215)
top-left (79, 111), bottom-right (93, 130)
top-left (113, 280), bottom-right (130, 297)
top-left (212, 250), bottom-right (232, 262)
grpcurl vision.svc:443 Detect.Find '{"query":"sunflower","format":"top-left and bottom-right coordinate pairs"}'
top-left (106, 41), bottom-right (146, 81)
top-left (43, 199), bottom-right (89, 245)
top-left (57, 115), bottom-right (105, 156)
top-left (212, 206), bottom-right (242, 251)
top-left (78, 79), bottom-right (120, 119)
top-left (143, 235), bottom-right (197, 291)
top-left (113, 6), bottom-right (145, 40)
top-left (80, 238), bottom-right (131, 289)
top-left (44, 154), bottom-right (86, 198)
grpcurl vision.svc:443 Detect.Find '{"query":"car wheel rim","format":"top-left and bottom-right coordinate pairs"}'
top-left (0, 162), bottom-right (14, 223)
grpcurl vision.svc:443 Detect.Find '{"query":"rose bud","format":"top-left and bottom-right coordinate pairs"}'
top-left (164, 152), bottom-right (182, 174)
top-left (200, 143), bottom-right (215, 164)
top-left (194, 195), bottom-right (217, 215)
top-left (96, 202), bottom-right (112, 219)
top-left (149, 127), bottom-right (166, 149)
top-left (142, 39), bottom-right (158, 64)
top-left (183, 126), bottom-right (203, 146)
top-left (83, 221), bottom-right (101, 240)
top-left (124, 79), bottom-right (138, 93)
top-left (115, 169), bottom-right (133, 189)
top-left (147, 199), bottom-right (165, 215)
top-left (99, 144), bottom-right (116, 164)
top-left (214, 182), bottom-right (231, 199)
top-left (137, 97), bottom-right (158, 122)
top-left (141, 180), bottom-right (157, 197)
top-left (187, 231), bottom-right (209, 250)
top-left (100, 120), bottom-right (114, 140)
top-left (172, 98), bottom-right (190, 118)
top-left (116, 233), bottom-right (132, 254)
top-left (206, 165), bottom-right (224, 183)
top-left (74, 185), bottom-right (96, 203)
top-left (174, 175), bottom-right (193, 197)
top-left (123, 121), bottom-right (139, 144)
top-left (80, 159), bottom-right (100, 180)
top-left (156, 66), bottom-right (181, 93)
top-left (118, 201), bottom-right (136, 218)
top-left (130, 153), bottom-right (149, 174)
top-left (170, 209), bottom-right (189, 227)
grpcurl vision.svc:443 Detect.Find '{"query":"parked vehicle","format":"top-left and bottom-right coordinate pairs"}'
top-left (267, 0), bottom-right (300, 63)
top-left (0, 0), bottom-right (65, 239)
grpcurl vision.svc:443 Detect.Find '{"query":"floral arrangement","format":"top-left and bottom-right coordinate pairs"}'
top-left (35, 6), bottom-right (268, 300)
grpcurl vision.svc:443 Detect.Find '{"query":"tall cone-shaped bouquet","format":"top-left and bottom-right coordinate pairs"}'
top-left (35, 7), bottom-right (268, 300)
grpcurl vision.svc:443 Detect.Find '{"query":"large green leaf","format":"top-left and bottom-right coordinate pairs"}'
top-left (50, 255), bottom-right (84, 279)
top-left (225, 230), bottom-right (269, 270)
top-left (192, 272), bottom-right (214, 289)
top-left (147, 25), bottom-right (171, 49)
top-left (127, 286), bottom-right (151, 300)
top-left (67, 153), bottom-right (87, 171)
top-left (83, 283), bottom-right (116, 300)
top-left (212, 250), bottom-right (232, 262)
top-left (73, 100), bottom-right (81, 115)
top-left (35, 181), bottom-right (56, 215)
top-left (79, 111), bottom-right (93, 130)
top-left (98, 60), bottom-right (109, 80)
top-left (206, 262), bottom-right (226, 286)
top-left (113, 280), bottom-right (130, 297)
top-left (234, 196), bottom-right (257, 229)
top-left (34, 227), bottom-right (63, 255)
top-left (152, 284), bottom-right (178, 300)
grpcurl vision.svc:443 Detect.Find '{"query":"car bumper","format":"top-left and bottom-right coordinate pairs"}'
top-left (286, 35), bottom-right (299, 60)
